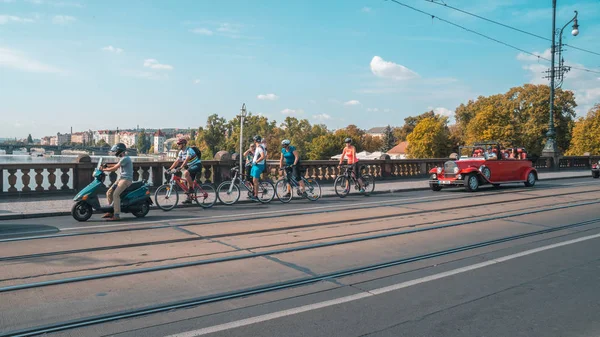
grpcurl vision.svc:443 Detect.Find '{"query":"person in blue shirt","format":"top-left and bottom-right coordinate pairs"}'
top-left (279, 139), bottom-right (305, 197)
top-left (167, 138), bottom-right (202, 204)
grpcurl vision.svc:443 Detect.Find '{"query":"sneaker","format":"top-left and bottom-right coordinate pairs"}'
top-left (182, 199), bottom-right (193, 204)
top-left (102, 212), bottom-right (113, 219)
top-left (106, 215), bottom-right (121, 221)
top-left (359, 188), bottom-right (365, 193)
top-left (249, 195), bottom-right (259, 202)
top-left (283, 192), bottom-right (291, 198)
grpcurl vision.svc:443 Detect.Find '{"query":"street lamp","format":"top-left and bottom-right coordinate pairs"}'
top-left (239, 103), bottom-right (247, 173)
top-left (543, 2), bottom-right (579, 163)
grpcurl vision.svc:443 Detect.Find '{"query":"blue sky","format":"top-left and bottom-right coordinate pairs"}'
top-left (1, 0), bottom-right (599, 138)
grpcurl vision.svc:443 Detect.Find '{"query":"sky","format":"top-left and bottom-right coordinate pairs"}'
top-left (1, 0), bottom-right (599, 138)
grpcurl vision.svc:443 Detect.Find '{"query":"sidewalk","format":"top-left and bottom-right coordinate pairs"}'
top-left (0, 171), bottom-right (590, 220)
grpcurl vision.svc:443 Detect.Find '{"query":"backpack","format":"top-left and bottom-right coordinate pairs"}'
top-left (190, 146), bottom-right (202, 160)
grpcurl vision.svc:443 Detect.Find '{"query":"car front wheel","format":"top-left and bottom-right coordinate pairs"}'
top-left (464, 174), bottom-right (479, 192)
top-left (524, 171), bottom-right (536, 187)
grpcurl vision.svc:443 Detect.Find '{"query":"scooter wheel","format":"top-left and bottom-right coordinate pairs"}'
top-left (132, 200), bottom-right (150, 218)
top-left (72, 202), bottom-right (93, 222)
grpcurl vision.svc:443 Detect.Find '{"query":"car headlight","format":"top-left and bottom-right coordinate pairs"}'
top-left (432, 173), bottom-right (437, 180)
top-left (453, 167), bottom-right (459, 174)
top-left (457, 174), bottom-right (462, 180)
top-left (436, 167), bottom-right (442, 174)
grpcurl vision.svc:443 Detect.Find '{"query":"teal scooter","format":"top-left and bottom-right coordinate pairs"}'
top-left (71, 158), bottom-right (153, 222)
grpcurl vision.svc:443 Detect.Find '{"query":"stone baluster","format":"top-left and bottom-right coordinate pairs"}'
top-left (60, 168), bottom-right (70, 190)
top-left (21, 168), bottom-right (31, 192)
top-left (47, 168), bottom-right (57, 191)
top-left (34, 168), bottom-right (45, 192)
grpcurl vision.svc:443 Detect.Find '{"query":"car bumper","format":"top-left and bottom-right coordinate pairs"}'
top-left (429, 179), bottom-right (464, 186)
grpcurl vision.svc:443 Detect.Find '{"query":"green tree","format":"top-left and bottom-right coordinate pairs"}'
top-left (202, 114), bottom-right (228, 156)
top-left (381, 125), bottom-right (396, 152)
top-left (406, 116), bottom-right (451, 158)
top-left (26, 134), bottom-right (33, 144)
top-left (97, 139), bottom-right (109, 148)
top-left (307, 133), bottom-right (349, 160)
top-left (566, 104), bottom-right (600, 155)
top-left (396, 111), bottom-right (435, 141)
top-left (135, 130), bottom-right (150, 153)
top-left (149, 145), bottom-right (155, 154)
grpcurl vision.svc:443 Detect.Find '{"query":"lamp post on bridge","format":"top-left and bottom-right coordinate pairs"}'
top-left (542, 0), bottom-right (579, 167)
top-left (239, 103), bottom-right (247, 173)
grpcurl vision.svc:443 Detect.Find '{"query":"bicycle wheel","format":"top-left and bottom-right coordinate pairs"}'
top-left (362, 174), bottom-right (375, 195)
top-left (154, 184), bottom-right (179, 211)
top-left (334, 175), bottom-right (351, 198)
top-left (217, 181), bottom-right (240, 205)
top-left (257, 180), bottom-right (275, 203)
top-left (304, 178), bottom-right (321, 201)
top-left (194, 183), bottom-right (217, 208)
top-left (275, 179), bottom-right (293, 203)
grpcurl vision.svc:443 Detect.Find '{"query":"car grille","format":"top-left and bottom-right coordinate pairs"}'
top-left (444, 161), bottom-right (457, 178)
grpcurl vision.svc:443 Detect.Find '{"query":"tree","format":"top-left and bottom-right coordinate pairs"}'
top-left (396, 111), bottom-right (435, 141)
top-left (454, 84), bottom-right (576, 155)
top-left (26, 134), bottom-right (33, 144)
top-left (566, 104), bottom-right (600, 155)
top-left (149, 145), bottom-right (155, 154)
top-left (381, 125), bottom-right (396, 152)
top-left (97, 139), bottom-right (109, 148)
top-left (406, 116), bottom-right (451, 158)
top-left (307, 133), bottom-right (349, 160)
top-left (362, 135), bottom-right (384, 152)
top-left (202, 114), bottom-right (228, 156)
top-left (135, 130), bottom-right (150, 153)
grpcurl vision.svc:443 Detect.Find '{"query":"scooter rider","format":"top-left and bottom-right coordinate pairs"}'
top-left (102, 143), bottom-right (133, 221)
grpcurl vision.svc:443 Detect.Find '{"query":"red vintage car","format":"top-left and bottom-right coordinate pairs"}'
top-left (429, 142), bottom-right (538, 192)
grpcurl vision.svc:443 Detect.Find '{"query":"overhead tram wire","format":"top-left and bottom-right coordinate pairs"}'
top-left (387, 0), bottom-right (550, 62)
top-left (386, 0), bottom-right (600, 74)
top-left (422, 0), bottom-right (600, 58)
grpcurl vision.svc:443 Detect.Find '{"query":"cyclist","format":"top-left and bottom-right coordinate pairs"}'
top-left (338, 137), bottom-right (364, 193)
top-left (279, 139), bottom-right (305, 197)
top-left (243, 143), bottom-right (256, 182)
top-left (101, 143), bottom-right (133, 221)
top-left (166, 138), bottom-right (202, 204)
top-left (250, 135), bottom-right (267, 201)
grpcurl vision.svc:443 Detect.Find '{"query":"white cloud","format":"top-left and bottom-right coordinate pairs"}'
top-left (143, 59), bottom-right (173, 70)
top-left (217, 23), bottom-right (239, 34)
top-left (429, 107), bottom-right (454, 118)
top-left (281, 108), bottom-right (304, 115)
top-left (361, 7), bottom-right (372, 13)
top-left (257, 93), bottom-right (278, 101)
top-left (52, 15), bottom-right (75, 25)
top-left (101, 45), bottom-right (123, 54)
top-left (366, 108), bottom-right (379, 112)
top-left (0, 47), bottom-right (63, 73)
top-left (370, 56), bottom-right (419, 80)
top-left (344, 100), bottom-right (361, 106)
top-left (193, 79), bottom-right (201, 84)
top-left (0, 15), bottom-right (35, 24)
top-left (190, 28), bottom-right (213, 36)
top-left (312, 113), bottom-right (332, 121)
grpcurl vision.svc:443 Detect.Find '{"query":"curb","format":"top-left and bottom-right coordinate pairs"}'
top-left (0, 174), bottom-right (590, 221)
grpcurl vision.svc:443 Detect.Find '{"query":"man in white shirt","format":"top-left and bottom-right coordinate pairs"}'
top-left (250, 135), bottom-right (267, 201)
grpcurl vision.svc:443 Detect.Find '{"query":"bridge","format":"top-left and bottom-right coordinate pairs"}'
top-left (0, 156), bottom-right (598, 336)
top-left (0, 143), bottom-right (138, 156)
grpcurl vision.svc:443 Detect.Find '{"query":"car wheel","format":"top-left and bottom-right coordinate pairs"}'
top-left (524, 171), bottom-right (536, 187)
top-left (593, 171), bottom-right (600, 179)
top-left (464, 174), bottom-right (479, 192)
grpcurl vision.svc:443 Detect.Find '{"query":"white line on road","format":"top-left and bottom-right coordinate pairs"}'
top-left (165, 232), bottom-right (600, 337)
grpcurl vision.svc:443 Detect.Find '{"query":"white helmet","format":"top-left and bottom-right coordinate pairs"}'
top-left (281, 139), bottom-right (291, 146)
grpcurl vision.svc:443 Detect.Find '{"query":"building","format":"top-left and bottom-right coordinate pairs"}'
top-left (56, 132), bottom-right (71, 146)
top-left (119, 131), bottom-right (138, 149)
top-left (387, 141), bottom-right (409, 159)
top-left (70, 131), bottom-right (93, 145)
top-left (50, 136), bottom-right (58, 146)
top-left (40, 136), bottom-right (52, 145)
top-left (366, 127), bottom-right (387, 139)
top-left (154, 129), bottom-right (166, 154)
top-left (93, 130), bottom-right (116, 146)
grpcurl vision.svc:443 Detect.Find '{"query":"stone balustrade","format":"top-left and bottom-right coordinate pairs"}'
top-left (1, 154), bottom-right (598, 196)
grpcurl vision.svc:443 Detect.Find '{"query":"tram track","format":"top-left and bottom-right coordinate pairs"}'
top-left (0, 185), bottom-right (597, 264)
top-left (1, 198), bottom-right (598, 294)
top-left (2, 214), bottom-right (599, 337)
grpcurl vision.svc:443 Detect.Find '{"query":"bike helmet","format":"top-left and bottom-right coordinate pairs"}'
top-left (253, 135), bottom-right (262, 142)
top-left (176, 138), bottom-right (187, 145)
top-left (111, 143), bottom-right (127, 157)
top-left (281, 139), bottom-right (291, 146)
top-left (344, 138), bottom-right (352, 144)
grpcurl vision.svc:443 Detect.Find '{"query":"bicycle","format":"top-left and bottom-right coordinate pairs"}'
top-left (217, 166), bottom-right (275, 205)
top-left (154, 169), bottom-right (217, 211)
top-left (334, 165), bottom-right (375, 198)
top-left (275, 165), bottom-right (321, 203)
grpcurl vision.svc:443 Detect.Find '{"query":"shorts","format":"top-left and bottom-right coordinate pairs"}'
top-left (287, 165), bottom-right (302, 181)
top-left (250, 164), bottom-right (265, 179)
top-left (186, 164), bottom-right (202, 181)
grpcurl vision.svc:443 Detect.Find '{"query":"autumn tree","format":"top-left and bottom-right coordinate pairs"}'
top-left (406, 116), bottom-right (451, 158)
top-left (566, 104), bottom-right (600, 155)
top-left (362, 134), bottom-right (384, 152)
top-left (396, 111), bottom-right (435, 141)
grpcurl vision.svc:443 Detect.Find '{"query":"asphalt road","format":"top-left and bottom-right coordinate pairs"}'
top-left (0, 177), bottom-right (599, 337)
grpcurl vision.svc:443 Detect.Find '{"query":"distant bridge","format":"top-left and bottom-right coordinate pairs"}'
top-left (0, 144), bottom-right (138, 156)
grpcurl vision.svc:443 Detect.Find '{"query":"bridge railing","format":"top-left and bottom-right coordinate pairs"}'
top-left (1, 155), bottom-right (597, 196)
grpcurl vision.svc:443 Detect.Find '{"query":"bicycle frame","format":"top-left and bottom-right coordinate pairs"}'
top-left (281, 167), bottom-right (308, 188)
top-left (227, 168), bottom-right (254, 194)
top-left (342, 166), bottom-right (362, 189)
